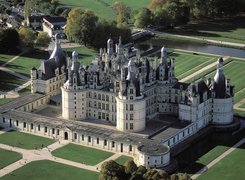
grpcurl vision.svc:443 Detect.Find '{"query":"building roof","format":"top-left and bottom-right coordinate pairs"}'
top-left (43, 16), bottom-right (66, 24)
top-left (138, 143), bottom-right (169, 155)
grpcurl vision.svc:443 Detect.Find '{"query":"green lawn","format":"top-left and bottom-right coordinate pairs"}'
top-left (101, 0), bottom-right (151, 9)
top-left (114, 155), bottom-right (133, 165)
top-left (170, 51), bottom-right (215, 79)
top-left (52, 143), bottom-right (114, 165)
top-left (5, 56), bottom-right (41, 77)
top-left (0, 160), bottom-right (99, 180)
top-left (64, 46), bottom-right (97, 65)
top-left (239, 104), bottom-right (245, 108)
top-left (197, 146), bottom-right (229, 165)
top-left (0, 54), bottom-right (15, 65)
top-left (169, 16), bottom-right (245, 44)
top-left (197, 143), bottom-right (245, 180)
top-left (59, 0), bottom-right (116, 21)
top-left (0, 70), bottom-right (27, 91)
top-left (0, 131), bottom-right (55, 150)
top-left (0, 148), bottom-right (22, 169)
top-left (0, 98), bottom-right (13, 106)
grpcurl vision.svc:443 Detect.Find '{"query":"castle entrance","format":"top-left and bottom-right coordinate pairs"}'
top-left (64, 132), bottom-right (68, 140)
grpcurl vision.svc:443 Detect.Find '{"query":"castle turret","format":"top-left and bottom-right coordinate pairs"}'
top-left (107, 38), bottom-right (113, 57)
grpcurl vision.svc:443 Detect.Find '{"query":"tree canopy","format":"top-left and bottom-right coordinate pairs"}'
top-left (0, 28), bottom-right (19, 52)
top-left (35, 32), bottom-right (51, 49)
top-left (18, 27), bottom-right (36, 48)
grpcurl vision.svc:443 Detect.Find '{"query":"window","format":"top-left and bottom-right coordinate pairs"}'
top-left (129, 145), bottom-right (132, 152)
top-left (38, 125), bottom-right (40, 131)
top-left (130, 104), bottom-right (133, 111)
top-left (98, 103), bottom-right (101, 109)
top-left (24, 122), bottom-right (26, 128)
top-left (130, 89), bottom-right (133, 94)
top-left (45, 127), bottom-right (47, 133)
top-left (126, 123), bottom-right (128, 130)
top-left (98, 94), bottom-right (101, 100)
top-left (112, 141), bottom-right (115, 148)
top-left (130, 96), bottom-right (133, 100)
top-left (31, 123), bottom-right (34, 130)
top-left (16, 120), bottom-right (19, 126)
top-left (104, 140), bottom-right (107, 146)
top-left (88, 136), bottom-right (91, 142)
top-left (82, 135), bottom-right (84, 141)
top-left (126, 104), bottom-right (128, 110)
top-left (97, 138), bottom-right (99, 144)
top-left (57, 129), bottom-right (60, 135)
top-left (52, 128), bottom-right (55, 134)
top-left (130, 114), bottom-right (134, 120)
top-left (74, 133), bottom-right (77, 140)
top-left (130, 123), bottom-right (133, 130)
top-left (106, 95), bottom-right (109, 101)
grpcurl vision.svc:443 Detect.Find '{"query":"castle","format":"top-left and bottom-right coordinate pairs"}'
top-left (0, 35), bottom-right (235, 169)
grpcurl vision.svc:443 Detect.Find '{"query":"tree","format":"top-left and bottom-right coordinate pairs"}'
top-left (99, 160), bottom-right (126, 180)
top-left (35, 32), bottom-right (51, 48)
top-left (124, 160), bottom-right (137, 175)
top-left (113, 2), bottom-right (131, 25)
top-left (134, 8), bottom-right (153, 28)
top-left (149, 0), bottom-right (168, 11)
top-left (18, 27), bottom-right (36, 47)
top-left (153, 7), bottom-right (172, 28)
top-left (65, 8), bottom-right (98, 46)
top-left (0, 28), bottom-right (19, 52)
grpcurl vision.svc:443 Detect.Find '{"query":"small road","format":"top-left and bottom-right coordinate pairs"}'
top-left (191, 138), bottom-right (245, 179)
top-left (234, 97), bottom-right (245, 111)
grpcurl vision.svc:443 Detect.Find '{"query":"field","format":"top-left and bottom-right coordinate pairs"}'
top-left (197, 143), bottom-right (245, 180)
top-left (65, 46), bottom-right (97, 65)
top-left (170, 51), bottom-right (216, 79)
top-left (0, 131), bottom-right (55, 149)
top-left (0, 70), bottom-right (27, 91)
top-left (0, 54), bottom-right (15, 65)
top-left (0, 160), bottom-right (99, 180)
top-left (52, 143), bottom-right (114, 165)
top-left (5, 56), bottom-right (41, 77)
top-left (170, 16), bottom-right (245, 44)
top-left (59, 0), bottom-right (115, 21)
top-left (101, 0), bottom-right (151, 10)
top-left (0, 148), bottom-right (22, 169)
top-left (114, 155), bottom-right (133, 165)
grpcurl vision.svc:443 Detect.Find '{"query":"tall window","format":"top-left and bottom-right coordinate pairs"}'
top-left (24, 122), bottom-right (26, 128)
top-left (97, 138), bottom-right (99, 144)
top-left (104, 140), bottom-right (107, 146)
top-left (130, 114), bottom-right (134, 120)
top-left (112, 141), bottom-right (115, 148)
top-left (130, 104), bottom-right (133, 111)
top-left (130, 123), bottom-right (133, 130)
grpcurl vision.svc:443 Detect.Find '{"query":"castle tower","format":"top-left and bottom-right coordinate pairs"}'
top-left (211, 57), bottom-right (233, 125)
top-left (116, 59), bottom-right (146, 132)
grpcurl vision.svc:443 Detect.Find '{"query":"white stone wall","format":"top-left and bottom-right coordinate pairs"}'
top-left (136, 150), bottom-right (170, 168)
top-left (116, 97), bottom-right (146, 132)
top-left (212, 97), bottom-right (233, 124)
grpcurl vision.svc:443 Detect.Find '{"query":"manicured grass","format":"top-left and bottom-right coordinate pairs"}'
top-left (64, 46), bottom-right (97, 65)
top-left (5, 56), bottom-right (41, 77)
top-left (59, 0), bottom-right (115, 21)
top-left (170, 51), bottom-right (215, 79)
top-left (114, 155), bottom-right (133, 165)
top-left (0, 131), bottom-right (55, 150)
top-left (0, 98), bottom-right (13, 105)
top-left (52, 143), bottom-right (114, 165)
top-left (0, 54), bottom-right (15, 65)
top-left (234, 109), bottom-right (245, 115)
top-left (197, 143), bottom-right (245, 180)
top-left (197, 146), bottom-right (229, 165)
top-left (0, 160), bottom-right (99, 180)
top-left (169, 16), bottom-right (245, 44)
top-left (0, 148), bottom-right (22, 169)
top-left (239, 104), bottom-right (245, 108)
top-left (0, 70), bottom-right (27, 91)
top-left (101, 0), bottom-right (151, 9)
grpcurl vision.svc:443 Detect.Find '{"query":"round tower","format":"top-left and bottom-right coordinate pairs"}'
top-left (116, 59), bottom-right (146, 132)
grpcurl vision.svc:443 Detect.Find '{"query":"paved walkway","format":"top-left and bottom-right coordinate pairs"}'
top-left (179, 56), bottom-right (229, 82)
top-left (191, 138), bottom-right (245, 179)
top-left (0, 128), bottom-right (126, 177)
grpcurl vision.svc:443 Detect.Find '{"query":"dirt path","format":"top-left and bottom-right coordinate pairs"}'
top-left (191, 138), bottom-right (245, 179)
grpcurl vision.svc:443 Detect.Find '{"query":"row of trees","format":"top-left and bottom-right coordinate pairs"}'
top-left (0, 27), bottom-right (50, 52)
top-left (133, 0), bottom-right (245, 28)
top-left (65, 8), bottom-right (131, 48)
top-left (100, 160), bottom-right (191, 180)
